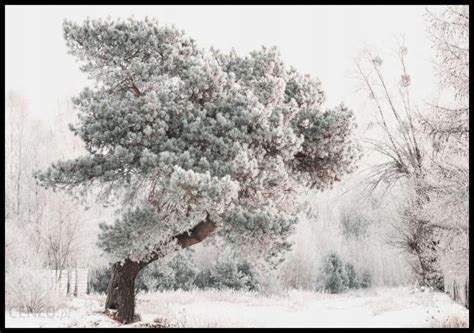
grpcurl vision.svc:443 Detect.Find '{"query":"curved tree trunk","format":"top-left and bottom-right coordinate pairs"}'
top-left (105, 216), bottom-right (216, 324)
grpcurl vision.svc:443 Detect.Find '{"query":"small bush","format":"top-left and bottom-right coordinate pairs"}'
top-left (235, 261), bottom-right (260, 291)
top-left (317, 253), bottom-right (348, 293)
top-left (171, 255), bottom-right (199, 291)
top-left (88, 266), bottom-right (111, 294)
top-left (89, 252), bottom-right (198, 293)
top-left (359, 270), bottom-right (371, 289)
top-left (194, 259), bottom-right (260, 291)
top-left (6, 267), bottom-right (63, 313)
top-left (316, 253), bottom-right (371, 293)
top-left (344, 263), bottom-right (360, 289)
top-left (89, 251), bottom-right (260, 293)
top-left (139, 252), bottom-right (197, 292)
top-left (139, 264), bottom-right (174, 292)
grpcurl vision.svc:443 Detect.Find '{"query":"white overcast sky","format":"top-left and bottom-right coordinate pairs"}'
top-left (6, 5), bottom-right (440, 122)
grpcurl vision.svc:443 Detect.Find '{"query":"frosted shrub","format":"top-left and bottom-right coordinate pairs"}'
top-left (316, 253), bottom-right (371, 293)
top-left (345, 263), bottom-right (371, 289)
top-left (138, 252), bottom-right (198, 292)
top-left (169, 255), bottom-right (199, 291)
top-left (6, 222), bottom-right (63, 312)
top-left (234, 261), bottom-right (260, 291)
top-left (89, 266), bottom-right (111, 293)
top-left (194, 259), bottom-right (260, 291)
top-left (90, 253), bottom-right (198, 293)
top-left (139, 265), bottom-right (175, 292)
top-left (90, 251), bottom-right (259, 293)
top-left (344, 263), bottom-right (359, 289)
top-left (317, 253), bottom-right (348, 293)
top-left (359, 270), bottom-right (372, 289)
top-left (6, 267), bottom-right (63, 313)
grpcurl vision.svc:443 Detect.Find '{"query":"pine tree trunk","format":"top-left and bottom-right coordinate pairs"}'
top-left (104, 217), bottom-right (217, 324)
top-left (105, 259), bottom-right (142, 324)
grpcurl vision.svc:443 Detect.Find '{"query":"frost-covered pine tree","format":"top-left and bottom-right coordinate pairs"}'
top-left (36, 18), bottom-right (359, 323)
top-left (417, 5), bottom-right (469, 300)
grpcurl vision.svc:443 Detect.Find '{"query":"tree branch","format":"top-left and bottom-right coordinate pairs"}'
top-left (139, 214), bottom-right (217, 268)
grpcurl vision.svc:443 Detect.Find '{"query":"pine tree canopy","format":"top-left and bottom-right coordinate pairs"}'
top-left (36, 18), bottom-right (359, 264)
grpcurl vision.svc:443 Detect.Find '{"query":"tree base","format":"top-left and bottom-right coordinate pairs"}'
top-left (105, 260), bottom-right (142, 324)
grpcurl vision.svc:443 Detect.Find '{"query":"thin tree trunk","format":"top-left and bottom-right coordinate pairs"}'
top-left (67, 269), bottom-right (71, 296)
top-left (74, 264), bottom-right (78, 297)
top-left (16, 138), bottom-right (22, 215)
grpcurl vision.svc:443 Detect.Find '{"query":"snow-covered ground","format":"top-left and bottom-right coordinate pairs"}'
top-left (5, 287), bottom-right (468, 328)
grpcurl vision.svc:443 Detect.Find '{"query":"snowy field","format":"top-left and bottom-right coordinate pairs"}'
top-left (5, 287), bottom-right (468, 328)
